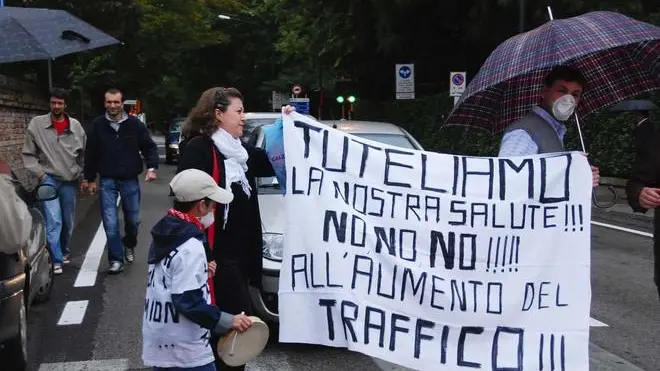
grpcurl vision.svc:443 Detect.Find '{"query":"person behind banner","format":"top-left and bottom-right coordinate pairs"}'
top-left (176, 86), bottom-right (294, 371)
top-left (497, 65), bottom-right (600, 188)
top-left (142, 169), bottom-right (253, 371)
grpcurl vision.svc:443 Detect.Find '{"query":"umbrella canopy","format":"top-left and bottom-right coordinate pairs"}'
top-left (445, 11), bottom-right (660, 134)
top-left (609, 99), bottom-right (658, 112)
top-left (0, 6), bottom-right (119, 63)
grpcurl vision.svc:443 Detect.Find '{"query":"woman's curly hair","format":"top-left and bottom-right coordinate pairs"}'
top-left (182, 87), bottom-right (244, 138)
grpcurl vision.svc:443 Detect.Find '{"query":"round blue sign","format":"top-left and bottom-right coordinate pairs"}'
top-left (398, 66), bottom-right (412, 79)
top-left (452, 74), bottom-right (465, 86)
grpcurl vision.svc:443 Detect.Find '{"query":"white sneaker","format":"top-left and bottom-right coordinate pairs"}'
top-left (53, 264), bottom-right (63, 275)
top-left (125, 248), bottom-right (135, 263)
top-left (108, 261), bottom-right (124, 274)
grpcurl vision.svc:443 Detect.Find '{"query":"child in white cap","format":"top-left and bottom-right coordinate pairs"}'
top-left (142, 169), bottom-right (252, 371)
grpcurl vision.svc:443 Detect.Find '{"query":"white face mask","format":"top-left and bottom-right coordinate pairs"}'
top-left (552, 94), bottom-right (577, 121)
top-left (199, 212), bottom-right (215, 229)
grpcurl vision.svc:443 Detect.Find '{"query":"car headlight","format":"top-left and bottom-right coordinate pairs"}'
top-left (168, 143), bottom-right (179, 149)
top-left (262, 233), bottom-right (283, 262)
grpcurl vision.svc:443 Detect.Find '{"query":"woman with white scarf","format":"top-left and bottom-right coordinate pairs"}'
top-left (177, 87), bottom-right (293, 371)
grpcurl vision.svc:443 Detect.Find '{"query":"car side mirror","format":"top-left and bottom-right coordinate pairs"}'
top-left (35, 184), bottom-right (58, 202)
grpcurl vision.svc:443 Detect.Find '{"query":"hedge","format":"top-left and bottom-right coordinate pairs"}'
top-left (355, 94), bottom-right (659, 179)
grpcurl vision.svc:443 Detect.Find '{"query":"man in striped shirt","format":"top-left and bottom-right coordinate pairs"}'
top-left (498, 66), bottom-right (600, 188)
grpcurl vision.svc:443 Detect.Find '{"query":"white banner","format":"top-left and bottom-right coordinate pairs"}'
top-left (279, 113), bottom-right (592, 371)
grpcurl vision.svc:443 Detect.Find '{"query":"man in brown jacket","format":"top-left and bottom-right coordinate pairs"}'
top-left (22, 88), bottom-right (86, 274)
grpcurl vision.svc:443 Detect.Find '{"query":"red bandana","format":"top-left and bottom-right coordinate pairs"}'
top-left (167, 208), bottom-right (203, 231)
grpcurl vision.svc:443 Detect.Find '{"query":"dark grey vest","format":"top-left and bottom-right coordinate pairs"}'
top-left (505, 112), bottom-right (564, 154)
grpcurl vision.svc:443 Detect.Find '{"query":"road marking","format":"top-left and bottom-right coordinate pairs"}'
top-left (591, 221), bottom-right (653, 238)
top-left (590, 317), bottom-right (609, 327)
top-left (74, 222), bottom-right (107, 287)
top-left (57, 300), bottom-right (89, 325)
top-left (39, 358), bottom-right (129, 371)
top-left (74, 197), bottom-right (121, 287)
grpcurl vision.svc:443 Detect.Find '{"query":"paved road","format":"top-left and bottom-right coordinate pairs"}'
top-left (24, 163), bottom-right (659, 371)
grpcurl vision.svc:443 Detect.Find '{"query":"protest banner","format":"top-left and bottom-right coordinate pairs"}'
top-left (278, 113), bottom-right (592, 371)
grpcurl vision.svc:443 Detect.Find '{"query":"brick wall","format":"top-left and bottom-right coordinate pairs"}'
top-left (0, 74), bottom-right (48, 189)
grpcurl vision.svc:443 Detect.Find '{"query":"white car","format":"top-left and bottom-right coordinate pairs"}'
top-left (248, 119), bottom-right (424, 323)
top-left (242, 112), bottom-right (317, 145)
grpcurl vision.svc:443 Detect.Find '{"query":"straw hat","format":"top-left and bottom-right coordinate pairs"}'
top-left (216, 316), bottom-right (269, 366)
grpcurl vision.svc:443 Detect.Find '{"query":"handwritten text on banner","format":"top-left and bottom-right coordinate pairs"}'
top-left (278, 113), bottom-right (592, 371)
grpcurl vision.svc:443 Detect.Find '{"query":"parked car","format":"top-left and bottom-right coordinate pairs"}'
top-left (247, 120), bottom-right (423, 324)
top-left (0, 176), bottom-right (57, 369)
top-left (165, 118), bottom-right (185, 164)
top-left (241, 112), bottom-right (318, 145)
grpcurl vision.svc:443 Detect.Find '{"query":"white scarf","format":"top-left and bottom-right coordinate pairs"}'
top-left (211, 128), bottom-right (252, 197)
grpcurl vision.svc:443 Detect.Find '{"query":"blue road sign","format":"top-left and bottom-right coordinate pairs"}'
top-left (398, 66), bottom-right (412, 79)
top-left (452, 73), bottom-right (465, 86)
top-left (289, 98), bottom-right (310, 115)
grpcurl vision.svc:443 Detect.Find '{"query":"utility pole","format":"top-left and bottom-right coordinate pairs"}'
top-left (519, 0), bottom-right (525, 33)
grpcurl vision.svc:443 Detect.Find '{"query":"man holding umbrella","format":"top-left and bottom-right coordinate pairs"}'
top-left (498, 65), bottom-right (601, 188)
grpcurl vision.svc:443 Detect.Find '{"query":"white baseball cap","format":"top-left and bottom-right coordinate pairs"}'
top-left (170, 169), bottom-right (233, 204)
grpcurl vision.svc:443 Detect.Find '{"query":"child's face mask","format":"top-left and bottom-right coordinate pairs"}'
top-left (199, 210), bottom-right (215, 229)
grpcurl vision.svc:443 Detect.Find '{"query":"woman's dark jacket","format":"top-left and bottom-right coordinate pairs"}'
top-left (176, 134), bottom-right (274, 288)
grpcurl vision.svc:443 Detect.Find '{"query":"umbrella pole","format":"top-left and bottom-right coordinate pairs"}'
top-left (575, 114), bottom-right (617, 209)
top-left (574, 114), bottom-right (587, 153)
top-left (48, 59), bottom-right (53, 90)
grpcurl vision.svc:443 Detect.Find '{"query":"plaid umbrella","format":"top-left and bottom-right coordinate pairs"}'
top-left (445, 11), bottom-right (660, 134)
top-left (0, 6), bottom-right (119, 63)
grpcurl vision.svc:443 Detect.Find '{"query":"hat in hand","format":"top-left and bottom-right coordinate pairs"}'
top-left (170, 169), bottom-right (233, 204)
top-left (216, 316), bottom-right (269, 366)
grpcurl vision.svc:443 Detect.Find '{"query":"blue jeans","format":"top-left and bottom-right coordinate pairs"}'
top-left (153, 363), bottom-right (216, 371)
top-left (99, 177), bottom-right (141, 264)
top-left (41, 175), bottom-right (77, 265)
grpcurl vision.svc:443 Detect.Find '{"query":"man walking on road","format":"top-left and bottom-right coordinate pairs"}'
top-left (82, 88), bottom-right (159, 274)
top-left (626, 110), bottom-right (660, 300)
top-left (22, 88), bottom-right (86, 275)
top-left (498, 65), bottom-right (600, 188)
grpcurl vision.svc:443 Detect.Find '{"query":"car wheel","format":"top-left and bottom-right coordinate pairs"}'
top-left (34, 248), bottom-right (54, 303)
top-left (1, 297), bottom-right (28, 370)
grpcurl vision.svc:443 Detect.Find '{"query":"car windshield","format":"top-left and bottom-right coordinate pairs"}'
top-left (351, 133), bottom-right (416, 149)
top-left (242, 118), bottom-right (279, 143)
top-left (257, 131), bottom-right (417, 193)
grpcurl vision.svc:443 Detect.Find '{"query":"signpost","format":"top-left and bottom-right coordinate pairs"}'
top-left (449, 71), bottom-right (467, 106)
top-left (395, 64), bottom-right (415, 100)
top-left (272, 91), bottom-right (289, 111)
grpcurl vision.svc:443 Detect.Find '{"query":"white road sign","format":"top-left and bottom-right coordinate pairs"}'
top-left (395, 63), bottom-right (415, 100)
top-left (450, 71), bottom-right (467, 97)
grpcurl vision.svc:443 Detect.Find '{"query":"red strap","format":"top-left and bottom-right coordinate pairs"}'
top-left (207, 148), bottom-right (221, 305)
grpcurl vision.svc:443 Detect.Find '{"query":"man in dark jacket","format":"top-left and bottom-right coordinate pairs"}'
top-left (82, 88), bottom-right (159, 274)
top-left (626, 110), bottom-right (660, 300)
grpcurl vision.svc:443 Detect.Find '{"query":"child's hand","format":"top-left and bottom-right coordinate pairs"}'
top-left (208, 261), bottom-right (217, 279)
top-left (232, 312), bottom-right (253, 332)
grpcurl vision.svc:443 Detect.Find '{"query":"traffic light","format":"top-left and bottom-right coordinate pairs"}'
top-left (336, 95), bottom-right (345, 104)
top-left (347, 95), bottom-right (356, 103)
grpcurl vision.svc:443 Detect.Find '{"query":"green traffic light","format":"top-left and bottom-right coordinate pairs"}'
top-left (336, 96), bottom-right (345, 103)
top-left (347, 95), bottom-right (356, 103)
